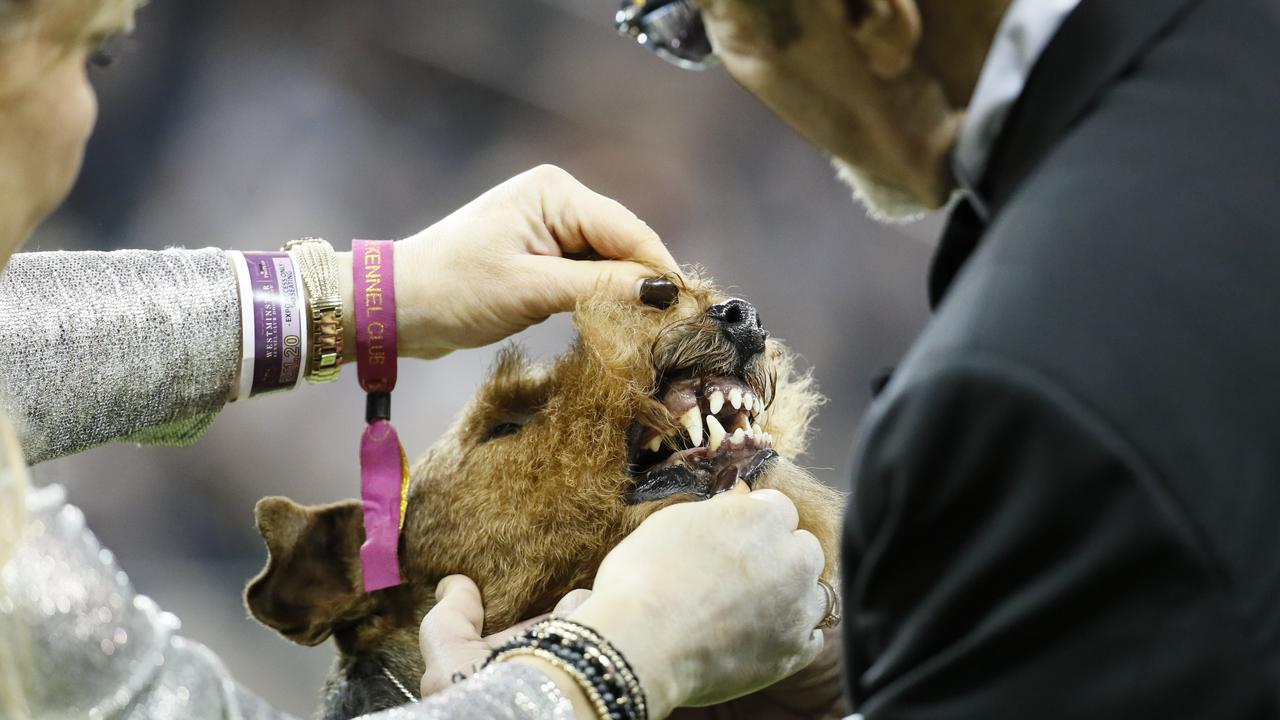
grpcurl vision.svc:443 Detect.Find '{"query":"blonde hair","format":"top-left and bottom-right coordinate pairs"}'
top-left (0, 0), bottom-right (141, 46)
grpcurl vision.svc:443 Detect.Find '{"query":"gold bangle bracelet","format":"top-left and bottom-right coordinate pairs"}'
top-left (284, 236), bottom-right (343, 383)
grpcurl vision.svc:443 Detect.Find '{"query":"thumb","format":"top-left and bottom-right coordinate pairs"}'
top-left (523, 256), bottom-right (663, 313)
top-left (552, 588), bottom-right (593, 617)
top-left (420, 575), bottom-right (486, 657)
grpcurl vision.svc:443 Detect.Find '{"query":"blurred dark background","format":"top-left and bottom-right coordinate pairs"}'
top-left (28, 1), bottom-right (937, 715)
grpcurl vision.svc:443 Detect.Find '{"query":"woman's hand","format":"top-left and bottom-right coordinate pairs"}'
top-left (570, 482), bottom-right (829, 717)
top-left (418, 576), bottom-right (592, 698)
top-left (340, 165), bottom-right (679, 360)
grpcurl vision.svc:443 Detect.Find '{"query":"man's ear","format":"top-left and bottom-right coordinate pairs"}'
top-left (847, 0), bottom-right (921, 79)
top-left (244, 496), bottom-right (375, 646)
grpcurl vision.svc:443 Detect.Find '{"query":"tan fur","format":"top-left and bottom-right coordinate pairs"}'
top-left (245, 272), bottom-right (845, 718)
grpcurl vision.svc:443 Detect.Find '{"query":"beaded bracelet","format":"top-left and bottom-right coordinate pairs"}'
top-left (486, 618), bottom-right (648, 720)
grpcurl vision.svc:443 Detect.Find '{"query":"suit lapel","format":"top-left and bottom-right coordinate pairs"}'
top-left (930, 0), bottom-right (1203, 308)
top-left (981, 0), bottom-right (1203, 208)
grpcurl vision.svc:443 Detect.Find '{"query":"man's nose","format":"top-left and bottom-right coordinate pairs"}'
top-left (706, 298), bottom-right (767, 358)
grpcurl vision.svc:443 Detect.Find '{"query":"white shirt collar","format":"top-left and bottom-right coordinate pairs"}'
top-left (951, 0), bottom-right (1083, 218)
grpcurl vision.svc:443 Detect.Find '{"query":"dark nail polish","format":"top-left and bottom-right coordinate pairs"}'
top-left (640, 278), bottom-right (679, 309)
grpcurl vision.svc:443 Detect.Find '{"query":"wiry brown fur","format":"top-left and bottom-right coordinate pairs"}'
top-left (245, 272), bottom-right (844, 719)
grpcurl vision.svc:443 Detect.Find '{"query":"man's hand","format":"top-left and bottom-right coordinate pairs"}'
top-left (340, 165), bottom-right (679, 361)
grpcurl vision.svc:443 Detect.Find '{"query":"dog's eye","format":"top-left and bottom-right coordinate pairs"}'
top-left (483, 422), bottom-right (523, 442)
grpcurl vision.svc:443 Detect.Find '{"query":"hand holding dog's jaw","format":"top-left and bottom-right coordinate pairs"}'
top-left (566, 483), bottom-right (829, 719)
top-left (334, 164), bottom-right (681, 362)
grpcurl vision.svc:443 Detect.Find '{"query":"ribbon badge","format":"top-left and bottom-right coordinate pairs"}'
top-left (354, 239), bottom-right (409, 592)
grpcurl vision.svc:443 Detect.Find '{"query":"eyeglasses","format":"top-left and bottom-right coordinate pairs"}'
top-left (615, 0), bottom-right (719, 71)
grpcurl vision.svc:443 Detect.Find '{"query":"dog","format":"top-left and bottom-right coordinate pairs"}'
top-left (245, 273), bottom-right (844, 719)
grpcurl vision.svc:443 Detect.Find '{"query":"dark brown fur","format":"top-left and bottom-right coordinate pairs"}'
top-left (245, 272), bottom-right (844, 719)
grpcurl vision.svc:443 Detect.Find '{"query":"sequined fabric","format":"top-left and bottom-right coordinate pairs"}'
top-left (1, 484), bottom-right (282, 720)
top-left (381, 665), bottom-right (575, 720)
top-left (0, 249), bottom-right (241, 465)
top-left (1, 485), bottom-right (576, 720)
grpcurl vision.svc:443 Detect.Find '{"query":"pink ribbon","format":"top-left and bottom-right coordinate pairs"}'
top-left (359, 419), bottom-right (406, 591)
top-left (354, 239), bottom-right (405, 592)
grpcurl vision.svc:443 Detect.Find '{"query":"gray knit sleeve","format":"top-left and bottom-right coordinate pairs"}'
top-left (0, 249), bottom-right (241, 464)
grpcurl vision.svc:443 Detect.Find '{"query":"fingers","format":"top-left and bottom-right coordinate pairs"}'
top-left (792, 531), bottom-right (829, 628)
top-left (524, 165), bottom-right (679, 273)
top-left (553, 588), bottom-right (593, 616)
top-left (744, 487), bottom-right (801, 531)
top-left (420, 575), bottom-right (485, 658)
top-left (522, 256), bottom-right (661, 313)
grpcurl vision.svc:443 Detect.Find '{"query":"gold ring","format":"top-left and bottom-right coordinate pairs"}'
top-left (816, 578), bottom-right (841, 630)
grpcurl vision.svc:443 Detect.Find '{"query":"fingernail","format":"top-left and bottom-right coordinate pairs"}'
top-left (640, 277), bottom-right (679, 309)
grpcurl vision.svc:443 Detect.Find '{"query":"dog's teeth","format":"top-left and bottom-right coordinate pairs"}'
top-left (743, 393), bottom-right (755, 413)
top-left (752, 422), bottom-right (763, 437)
top-left (764, 432), bottom-right (774, 445)
top-left (708, 390), bottom-right (725, 415)
top-left (729, 388), bottom-right (743, 410)
top-left (680, 407), bottom-right (703, 447)
top-left (730, 428), bottom-right (746, 446)
top-left (733, 414), bottom-right (751, 433)
top-left (707, 415), bottom-right (726, 452)
top-left (644, 435), bottom-right (662, 453)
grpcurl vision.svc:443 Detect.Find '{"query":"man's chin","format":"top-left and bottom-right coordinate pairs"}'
top-left (831, 157), bottom-right (937, 225)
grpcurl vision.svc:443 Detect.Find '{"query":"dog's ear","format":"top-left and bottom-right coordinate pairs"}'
top-left (244, 496), bottom-right (375, 646)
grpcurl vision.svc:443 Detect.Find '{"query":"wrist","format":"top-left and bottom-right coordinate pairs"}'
top-left (505, 657), bottom-right (598, 719)
top-left (337, 250), bottom-right (356, 364)
top-left (570, 595), bottom-right (688, 718)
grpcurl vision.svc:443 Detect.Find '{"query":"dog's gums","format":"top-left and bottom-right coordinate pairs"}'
top-left (627, 375), bottom-right (778, 502)
top-left (244, 272), bottom-right (844, 720)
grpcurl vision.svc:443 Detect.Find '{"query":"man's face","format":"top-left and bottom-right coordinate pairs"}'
top-left (695, 0), bottom-right (961, 221)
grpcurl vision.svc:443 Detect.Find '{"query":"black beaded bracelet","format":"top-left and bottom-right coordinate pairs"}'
top-left (485, 618), bottom-right (648, 720)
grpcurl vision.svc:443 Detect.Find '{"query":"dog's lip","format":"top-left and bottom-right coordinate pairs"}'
top-left (625, 448), bottom-right (779, 504)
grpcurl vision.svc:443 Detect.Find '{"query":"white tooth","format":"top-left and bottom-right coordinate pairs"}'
top-left (681, 407), bottom-right (703, 447)
top-left (731, 428), bottom-right (746, 446)
top-left (744, 424), bottom-right (754, 438)
top-left (729, 387), bottom-right (743, 410)
top-left (752, 423), bottom-right (763, 437)
top-left (644, 435), bottom-right (662, 453)
top-left (743, 394), bottom-right (754, 413)
top-left (708, 390), bottom-right (724, 415)
top-left (706, 415), bottom-right (726, 452)
top-left (764, 433), bottom-right (774, 445)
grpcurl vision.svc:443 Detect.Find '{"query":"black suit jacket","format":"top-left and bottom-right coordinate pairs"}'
top-left (842, 0), bottom-right (1280, 716)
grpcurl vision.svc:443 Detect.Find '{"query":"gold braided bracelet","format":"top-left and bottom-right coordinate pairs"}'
top-left (283, 237), bottom-right (343, 383)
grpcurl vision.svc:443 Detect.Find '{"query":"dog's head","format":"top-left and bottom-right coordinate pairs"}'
top-left (245, 273), bottom-right (842, 717)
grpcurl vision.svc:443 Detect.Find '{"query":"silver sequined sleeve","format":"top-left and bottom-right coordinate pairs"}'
top-left (0, 249), bottom-right (242, 464)
top-left (2, 485), bottom-right (577, 720)
top-left (366, 666), bottom-right (576, 720)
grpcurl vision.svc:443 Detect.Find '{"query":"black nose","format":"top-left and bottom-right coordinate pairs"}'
top-left (707, 298), bottom-right (767, 358)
